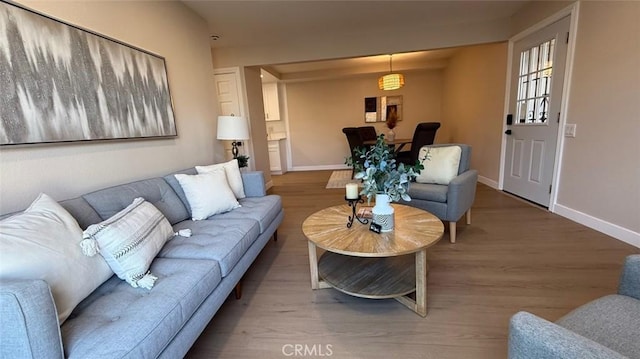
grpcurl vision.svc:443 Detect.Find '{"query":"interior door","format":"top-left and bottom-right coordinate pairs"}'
top-left (503, 16), bottom-right (570, 207)
top-left (214, 72), bottom-right (243, 160)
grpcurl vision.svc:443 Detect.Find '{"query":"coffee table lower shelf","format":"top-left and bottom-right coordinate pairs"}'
top-left (318, 252), bottom-right (418, 299)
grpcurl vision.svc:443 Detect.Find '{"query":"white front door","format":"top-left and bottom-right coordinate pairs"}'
top-left (503, 16), bottom-right (570, 207)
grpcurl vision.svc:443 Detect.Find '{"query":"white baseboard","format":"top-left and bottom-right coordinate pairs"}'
top-left (554, 204), bottom-right (640, 248)
top-left (291, 164), bottom-right (350, 171)
top-left (478, 176), bottom-right (499, 189)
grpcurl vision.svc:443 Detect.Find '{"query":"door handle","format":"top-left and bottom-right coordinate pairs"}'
top-left (505, 129), bottom-right (512, 135)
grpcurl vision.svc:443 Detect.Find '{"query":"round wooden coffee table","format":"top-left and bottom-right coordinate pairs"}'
top-left (302, 203), bottom-right (444, 317)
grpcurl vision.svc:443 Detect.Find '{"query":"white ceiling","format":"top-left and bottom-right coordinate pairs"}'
top-left (183, 1), bottom-right (529, 77)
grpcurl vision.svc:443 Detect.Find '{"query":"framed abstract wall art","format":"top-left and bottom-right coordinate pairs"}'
top-left (0, 1), bottom-right (177, 146)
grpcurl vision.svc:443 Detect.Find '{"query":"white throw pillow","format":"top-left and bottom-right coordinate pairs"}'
top-left (416, 145), bottom-right (462, 185)
top-left (81, 198), bottom-right (174, 290)
top-left (174, 170), bottom-right (240, 220)
top-left (196, 159), bottom-right (246, 199)
top-left (0, 193), bottom-right (113, 324)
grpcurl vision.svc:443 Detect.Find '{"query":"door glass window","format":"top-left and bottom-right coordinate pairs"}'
top-left (516, 39), bottom-right (555, 124)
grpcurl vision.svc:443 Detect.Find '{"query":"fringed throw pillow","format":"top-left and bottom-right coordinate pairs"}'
top-left (81, 197), bottom-right (174, 290)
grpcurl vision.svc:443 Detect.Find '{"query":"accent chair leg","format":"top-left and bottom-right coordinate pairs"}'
top-left (234, 281), bottom-right (242, 299)
top-left (466, 209), bottom-right (472, 225)
top-left (449, 221), bottom-right (456, 244)
top-left (273, 230), bottom-right (278, 242)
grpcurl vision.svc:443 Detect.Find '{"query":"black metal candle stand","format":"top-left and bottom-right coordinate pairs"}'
top-left (345, 196), bottom-right (369, 228)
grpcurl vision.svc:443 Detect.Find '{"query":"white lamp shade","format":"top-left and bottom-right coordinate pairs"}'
top-left (216, 115), bottom-right (250, 140)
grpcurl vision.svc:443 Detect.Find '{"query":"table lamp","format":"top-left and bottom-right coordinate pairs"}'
top-left (216, 115), bottom-right (250, 158)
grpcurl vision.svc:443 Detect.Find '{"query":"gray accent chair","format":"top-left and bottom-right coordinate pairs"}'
top-left (509, 255), bottom-right (640, 359)
top-left (400, 144), bottom-right (477, 243)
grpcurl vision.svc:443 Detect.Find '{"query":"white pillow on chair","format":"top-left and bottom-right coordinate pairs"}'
top-left (415, 145), bottom-right (462, 185)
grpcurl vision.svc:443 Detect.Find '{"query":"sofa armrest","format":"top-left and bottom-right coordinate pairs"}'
top-left (619, 254), bottom-right (640, 300)
top-left (242, 171), bottom-right (266, 197)
top-left (0, 280), bottom-right (64, 359)
top-left (445, 169), bottom-right (478, 221)
top-left (509, 311), bottom-right (626, 359)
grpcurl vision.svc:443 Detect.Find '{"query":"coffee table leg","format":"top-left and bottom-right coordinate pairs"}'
top-left (395, 249), bottom-right (428, 317)
top-left (415, 249), bottom-right (428, 317)
top-left (308, 241), bottom-right (320, 289)
top-left (308, 241), bottom-right (331, 290)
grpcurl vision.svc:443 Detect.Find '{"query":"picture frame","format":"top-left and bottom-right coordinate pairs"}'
top-left (0, 1), bottom-right (177, 146)
top-left (363, 96), bottom-right (403, 124)
top-left (381, 95), bottom-right (402, 123)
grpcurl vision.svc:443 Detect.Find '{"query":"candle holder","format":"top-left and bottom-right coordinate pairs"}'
top-left (345, 196), bottom-right (369, 228)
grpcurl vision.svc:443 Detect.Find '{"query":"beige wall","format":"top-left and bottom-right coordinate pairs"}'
top-left (555, 1), bottom-right (640, 233)
top-left (440, 43), bottom-right (508, 184)
top-left (285, 70), bottom-right (443, 168)
top-left (242, 66), bottom-right (271, 183)
top-left (0, 1), bottom-right (219, 213)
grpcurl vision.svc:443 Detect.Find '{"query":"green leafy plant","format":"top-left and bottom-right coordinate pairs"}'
top-left (346, 134), bottom-right (423, 203)
top-left (236, 155), bottom-right (250, 168)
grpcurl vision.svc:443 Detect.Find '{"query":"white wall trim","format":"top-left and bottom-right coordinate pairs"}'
top-left (554, 204), bottom-right (640, 249)
top-left (291, 164), bottom-right (350, 172)
top-left (478, 176), bottom-right (499, 189)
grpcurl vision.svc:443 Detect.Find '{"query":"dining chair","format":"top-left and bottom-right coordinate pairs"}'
top-left (358, 126), bottom-right (378, 142)
top-left (396, 122), bottom-right (441, 166)
top-left (342, 127), bottom-right (366, 177)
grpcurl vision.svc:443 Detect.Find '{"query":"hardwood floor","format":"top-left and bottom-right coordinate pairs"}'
top-left (186, 170), bottom-right (638, 359)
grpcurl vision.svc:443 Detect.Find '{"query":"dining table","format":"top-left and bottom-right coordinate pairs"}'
top-left (363, 138), bottom-right (412, 153)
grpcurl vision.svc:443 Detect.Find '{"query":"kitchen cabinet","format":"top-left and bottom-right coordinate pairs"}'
top-left (262, 83), bottom-right (280, 122)
top-left (268, 139), bottom-right (287, 174)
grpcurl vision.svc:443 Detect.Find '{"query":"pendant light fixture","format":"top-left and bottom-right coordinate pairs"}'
top-left (378, 54), bottom-right (405, 91)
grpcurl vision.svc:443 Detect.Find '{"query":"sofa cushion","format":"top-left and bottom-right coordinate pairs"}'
top-left (82, 198), bottom-right (174, 289)
top-left (59, 197), bottom-right (103, 230)
top-left (214, 195), bottom-right (283, 234)
top-left (160, 218), bottom-right (260, 277)
top-left (196, 159), bottom-right (246, 199)
top-left (407, 183), bottom-right (448, 203)
top-left (83, 178), bottom-right (189, 225)
top-left (61, 257), bottom-right (221, 359)
top-left (556, 294), bottom-right (640, 359)
top-left (163, 168), bottom-right (197, 214)
top-left (174, 171), bottom-right (240, 221)
top-left (0, 193), bottom-right (113, 324)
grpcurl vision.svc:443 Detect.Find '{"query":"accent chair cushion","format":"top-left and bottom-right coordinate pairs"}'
top-left (416, 145), bottom-right (462, 185)
top-left (0, 193), bottom-right (113, 324)
top-left (556, 294), bottom-right (640, 359)
top-left (81, 197), bottom-right (174, 289)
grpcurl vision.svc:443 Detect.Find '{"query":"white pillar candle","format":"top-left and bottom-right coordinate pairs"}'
top-left (345, 183), bottom-right (359, 199)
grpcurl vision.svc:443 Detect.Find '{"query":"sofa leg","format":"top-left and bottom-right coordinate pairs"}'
top-left (273, 230), bottom-right (278, 242)
top-left (449, 222), bottom-right (456, 244)
top-left (466, 209), bottom-right (472, 225)
top-left (234, 282), bottom-right (242, 300)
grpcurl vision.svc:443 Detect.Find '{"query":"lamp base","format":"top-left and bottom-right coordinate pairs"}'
top-left (231, 141), bottom-right (240, 159)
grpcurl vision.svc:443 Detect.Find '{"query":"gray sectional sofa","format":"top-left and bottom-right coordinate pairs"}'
top-left (0, 169), bottom-right (283, 359)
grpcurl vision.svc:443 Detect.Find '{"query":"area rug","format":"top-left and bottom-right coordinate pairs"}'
top-left (325, 170), bottom-right (359, 189)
